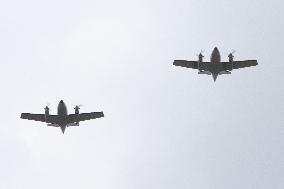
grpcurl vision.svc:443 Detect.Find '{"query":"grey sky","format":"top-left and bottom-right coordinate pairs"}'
top-left (0, 0), bottom-right (283, 188)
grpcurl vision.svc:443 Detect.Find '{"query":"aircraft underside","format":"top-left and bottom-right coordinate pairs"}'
top-left (20, 100), bottom-right (104, 134)
top-left (198, 70), bottom-right (232, 81)
top-left (173, 47), bottom-right (258, 81)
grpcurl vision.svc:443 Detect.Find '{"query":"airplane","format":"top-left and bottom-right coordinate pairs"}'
top-left (20, 100), bottom-right (104, 134)
top-left (173, 47), bottom-right (258, 81)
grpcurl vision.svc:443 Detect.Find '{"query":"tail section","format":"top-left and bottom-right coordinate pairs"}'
top-left (60, 126), bottom-right (66, 134)
top-left (212, 73), bottom-right (218, 82)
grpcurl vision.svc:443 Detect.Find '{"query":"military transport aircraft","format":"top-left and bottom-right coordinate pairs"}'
top-left (20, 100), bottom-right (104, 133)
top-left (173, 47), bottom-right (258, 81)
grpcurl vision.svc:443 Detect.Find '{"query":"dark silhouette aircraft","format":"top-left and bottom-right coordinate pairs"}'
top-left (20, 100), bottom-right (104, 133)
top-left (173, 47), bottom-right (258, 81)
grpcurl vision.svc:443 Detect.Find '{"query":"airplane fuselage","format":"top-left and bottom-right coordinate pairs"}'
top-left (210, 47), bottom-right (222, 81)
top-left (174, 46), bottom-right (258, 81)
top-left (210, 47), bottom-right (221, 63)
top-left (57, 100), bottom-right (68, 133)
top-left (200, 47), bottom-right (231, 81)
top-left (21, 100), bottom-right (104, 134)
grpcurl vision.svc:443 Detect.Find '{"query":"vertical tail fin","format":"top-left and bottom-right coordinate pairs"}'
top-left (212, 74), bottom-right (218, 82)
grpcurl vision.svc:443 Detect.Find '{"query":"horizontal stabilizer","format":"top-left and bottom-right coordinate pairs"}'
top-left (198, 71), bottom-right (211, 75)
top-left (67, 123), bottom-right (79, 127)
top-left (219, 71), bottom-right (231, 75)
top-left (47, 124), bottom-right (59, 127)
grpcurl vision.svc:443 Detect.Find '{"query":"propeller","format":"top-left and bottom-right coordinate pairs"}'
top-left (74, 104), bottom-right (83, 112)
top-left (196, 50), bottom-right (204, 57)
top-left (227, 50), bottom-right (236, 62)
top-left (44, 103), bottom-right (50, 111)
top-left (227, 50), bottom-right (236, 56)
top-left (74, 104), bottom-right (82, 114)
top-left (74, 104), bottom-right (83, 109)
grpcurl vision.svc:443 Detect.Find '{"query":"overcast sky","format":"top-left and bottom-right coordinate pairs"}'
top-left (0, 0), bottom-right (283, 188)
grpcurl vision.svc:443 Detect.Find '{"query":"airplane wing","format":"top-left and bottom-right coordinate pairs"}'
top-left (233, 60), bottom-right (258, 69)
top-left (67, 112), bottom-right (104, 124)
top-left (173, 60), bottom-right (212, 71)
top-left (223, 60), bottom-right (258, 71)
top-left (20, 113), bottom-right (58, 124)
top-left (173, 60), bottom-right (198, 69)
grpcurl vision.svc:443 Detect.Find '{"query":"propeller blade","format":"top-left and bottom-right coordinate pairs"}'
top-left (44, 103), bottom-right (51, 111)
top-left (196, 50), bottom-right (204, 57)
top-left (74, 104), bottom-right (83, 109)
top-left (227, 50), bottom-right (236, 56)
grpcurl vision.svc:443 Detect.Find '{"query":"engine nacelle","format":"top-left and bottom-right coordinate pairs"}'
top-left (74, 106), bottom-right (80, 115)
top-left (228, 53), bottom-right (234, 62)
top-left (198, 53), bottom-right (204, 63)
top-left (198, 53), bottom-right (204, 71)
top-left (45, 106), bottom-right (49, 116)
top-left (44, 106), bottom-right (49, 122)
